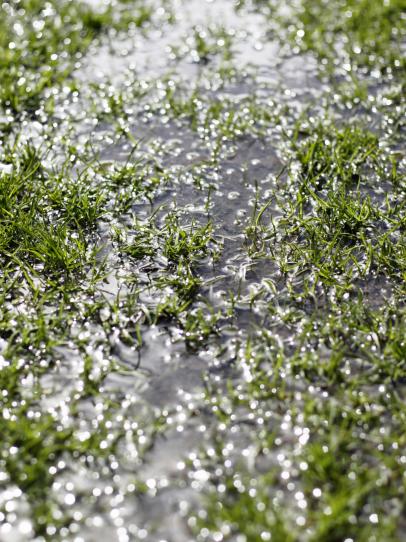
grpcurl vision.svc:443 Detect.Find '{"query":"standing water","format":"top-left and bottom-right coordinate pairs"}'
top-left (0, 0), bottom-right (405, 541)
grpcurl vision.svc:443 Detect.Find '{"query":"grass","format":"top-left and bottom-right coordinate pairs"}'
top-left (0, 142), bottom-right (101, 275)
top-left (190, 316), bottom-right (406, 540)
top-left (248, 121), bottom-right (406, 300)
top-left (170, 24), bottom-right (235, 64)
top-left (0, 0), bottom-right (405, 539)
top-left (294, 0), bottom-right (405, 74)
top-left (242, 0), bottom-right (405, 76)
top-left (120, 211), bottom-right (222, 347)
top-left (0, 0), bottom-right (153, 113)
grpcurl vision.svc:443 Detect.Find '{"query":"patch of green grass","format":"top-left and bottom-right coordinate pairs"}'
top-left (261, 121), bottom-right (406, 297)
top-left (0, 142), bottom-right (101, 275)
top-left (0, 0), bottom-right (153, 113)
top-left (159, 81), bottom-right (278, 140)
top-left (191, 469), bottom-right (295, 542)
top-left (295, 0), bottom-right (405, 74)
top-left (122, 212), bottom-right (215, 269)
top-left (118, 210), bottom-right (225, 347)
top-left (170, 24), bottom-right (235, 64)
top-left (241, 0), bottom-right (405, 77)
top-left (163, 215), bottom-right (213, 264)
top-left (191, 322), bottom-right (406, 540)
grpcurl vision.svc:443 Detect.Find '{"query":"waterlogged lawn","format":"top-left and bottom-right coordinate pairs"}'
top-left (0, 0), bottom-right (405, 541)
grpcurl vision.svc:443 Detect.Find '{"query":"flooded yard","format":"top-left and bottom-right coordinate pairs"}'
top-left (0, 0), bottom-right (405, 540)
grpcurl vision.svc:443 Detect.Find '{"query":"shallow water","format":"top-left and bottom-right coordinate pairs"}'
top-left (1, 0), bottom-right (405, 540)
top-left (32, 3), bottom-right (321, 537)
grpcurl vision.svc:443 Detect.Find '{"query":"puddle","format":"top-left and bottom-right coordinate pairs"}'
top-left (1, 0), bottom-right (404, 540)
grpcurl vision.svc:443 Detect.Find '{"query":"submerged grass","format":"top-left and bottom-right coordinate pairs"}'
top-left (0, 0), bottom-right (405, 540)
